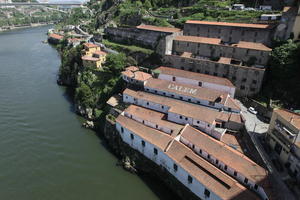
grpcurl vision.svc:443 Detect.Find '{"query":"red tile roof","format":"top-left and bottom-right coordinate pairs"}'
top-left (234, 41), bottom-right (272, 51)
top-left (125, 66), bottom-right (139, 72)
top-left (136, 25), bottom-right (182, 33)
top-left (134, 71), bottom-right (152, 82)
top-left (81, 55), bottom-right (100, 61)
top-left (274, 109), bottom-right (300, 130)
top-left (93, 50), bottom-right (107, 55)
top-left (174, 35), bottom-right (221, 45)
top-left (180, 125), bottom-right (268, 184)
top-left (145, 78), bottom-right (229, 105)
top-left (156, 66), bottom-right (235, 87)
top-left (49, 33), bottom-right (63, 40)
top-left (185, 20), bottom-right (272, 29)
top-left (83, 43), bottom-right (99, 48)
top-left (167, 140), bottom-right (260, 200)
top-left (124, 105), bottom-right (183, 136)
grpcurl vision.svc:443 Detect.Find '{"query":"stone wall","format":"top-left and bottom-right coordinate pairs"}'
top-left (163, 54), bottom-right (265, 97)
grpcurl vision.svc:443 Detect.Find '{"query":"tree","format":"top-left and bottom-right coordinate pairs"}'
top-left (105, 53), bottom-right (126, 75)
top-left (75, 82), bottom-right (95, 108)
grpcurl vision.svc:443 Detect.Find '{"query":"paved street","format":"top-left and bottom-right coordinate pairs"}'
top-left (237, 101), bottom-right (296, 200)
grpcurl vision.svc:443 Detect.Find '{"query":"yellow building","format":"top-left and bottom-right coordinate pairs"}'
top-left (81, 50), bottom-right (107, 69)
top-left (266, 109), bottom-right (300, 174)
top-left (83, 43), bottom-right (101, 56)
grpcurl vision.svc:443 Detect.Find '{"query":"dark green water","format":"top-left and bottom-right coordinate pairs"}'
top-left (0, 26), bottom-right (172, 200)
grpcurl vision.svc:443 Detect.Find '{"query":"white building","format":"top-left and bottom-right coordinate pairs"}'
top-left (156, 66), bottom-right (236, 97)
top-left (121, 67), bottom-right (152, 86)
top-left (179, 125), bottom-right (269, 200)
top-left (144, 78), bottom-right (240, 113)
top-left (115, 115), bottom-right (260, 200)
top-left (123, 89), bottom-right (244, 140)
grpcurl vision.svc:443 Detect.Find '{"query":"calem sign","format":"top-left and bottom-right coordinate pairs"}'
top-left (167, 84), bottom-right (197, 95)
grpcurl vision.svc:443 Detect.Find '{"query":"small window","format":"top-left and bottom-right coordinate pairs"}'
top-left (198, 81), bottom-right (202, 87)
top-left (130, 134), bottom-right (134, 140)
top-left (146, 102), bottom-right (149, 105)
top-left (179, 96), bottom-right (183, 100)
top-left (250, 88), bottom-right (256, 92)
top-left (163, 92), bottom-right (166, 96)
top-left (192, 144), bottom-right (195, 149)
top-left (197, 121), bottom-right (200, 124)
top-left (205, 71), bottom-right (209, 74)
top-left (199, 149), bottom-right (202, 154)
top-left (173, 163), bottom-right (178, 171)
top-left (141, 140), bottom-right (145, 147)
top-left (224, 165), bottom-right (227, 170)
top-left (154, 148), bottom-right (158, 155)
top-left (196, 69), bottom-right (200, 73)
top-left (188, 175), bottom-right (193, 183)
top-left (254, 184), bottom-right (258, 190)
top-left (234, 171), bottom-right (237, 176)
top-left (204, 189), bottom-right (210, 198)
top-left (216, 159), bottom-right (219, 165)
top-left (188, 99), bottom-right (191, 102)
top-left (213, 72), bottom-right (218, 76)
top-left (240, 85), bottom-right (245, 90)
top-left (244, 178), bottom-right (248, 184)
top-left (242, 78), bottom-right (247, 82)
top-left (181, 67), bottom-right (184, 70)
top-left (252, 80), bottom-right (257, 84)
top-left (207, 154), bottom-right (210, 159)
top-left (179, 116), bottom-right (182, 119)
top-left (121, 127), bottom-right (124, 133)
top-left (154, 90), bottom-right (157, 93)
top-left (185, 117), bottom-right (188, 121)
top-left (172, 77), bottom-right (176, 81)
top-left (161, 105), bottom-right (164, 109)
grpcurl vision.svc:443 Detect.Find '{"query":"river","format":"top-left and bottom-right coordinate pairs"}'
top-left (0, 26), bottom-right (176, 200)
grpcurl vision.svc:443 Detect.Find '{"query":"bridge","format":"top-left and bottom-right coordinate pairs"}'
top-left (0, 2), bottom-right (83, 6)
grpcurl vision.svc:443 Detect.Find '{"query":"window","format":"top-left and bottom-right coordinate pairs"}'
top-left (198, 81), bottom-right (202, 87)
top-left (205, 71), bottom-right (209, 74)
top-left (250, 88), bottom-right (256, 92)
top-left (244, 178), bottom-right (248, 184)
top-left (207, 154), bottom-right (210, 159)
top-left (173, 163), bottom-right (178, 171)
top-left (161, 105), bottom-right (164, 109)
top-left (196, 69), bottom-right (200, 73)
top-left (154, 148), bottom-right (158, 155)
top-left (154, 90), bottom-right (157, 93)
top-left (141, 140), bottom-right (145, 147)
top-left (188, 99), bottom-right (191, 102)
top-left (180, 96), bottom-right (183, 100)
top-left (242, 30), bottom-right (245, 36)
top-left (197, 121), bottom-right (200, 124)
top-left (192, 144), bottom-right (195, 149)
top-left (179, 116), bottom-right (182, 119)
top-left (204, 189), bottom-right (210, 198)
top-left (216, 159), bottom-right (219, 165)
top-left (242, 78), bottom-right (247, 82)
top-left (188, 175), bottom-right (193, 184)
top-left (130, 134), bottom-right (134, 140)
top-left (199, 149), bottom-right (202, 154)
top-left (224, 165), bottom-right (227, 170)
top-left (187, 43), bottom-right (189, 47)
top-left (234, 171), bottom-right (237, 176)
top-left (252, 80), bottom-right (257, 84)
top-left (213, 72), bottom-right (218, 76)
top-left (185, 117), bottom-right (188, 121)
top-left (181, 67), bottom-right (184, 70)
top-left (146, 102), bottom-right (149, 106)
top-left (121, 127), bottom-right (124, 133)
top-left (172, 77), bottom-right (176, 81)
top-left (240, 85), bottom-right (245, 90)
top-left (232, 76), bottom-right (236, 81)
top-left (254, 32), bottom-right (258, 37)
top-left (254, 184), bottom-right (258, 190)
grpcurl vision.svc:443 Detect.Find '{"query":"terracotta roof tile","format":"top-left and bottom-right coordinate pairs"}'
top-left (156, 66), bottom-right (235, 87)
top-left (133, 71), bottom-right (152, 82)
top-left (125, 66), bottom-right (139, 72)
top-left (49, 33), bottom-right (63, 40)
top-left (136, 25), bottom-right (182, 33)
top-left (174, 35), bottom-right (221, 45)
top-left (234, 41), bottom-right (272, 51)
top-left (224, 97), bottom-right (241, 111)
top-left (274, 109), bottom-right (300, 130)
top-left (180, 125), bottom-right (268, 184)
top-left (93, 50), bottom-right (107, 55)
top-left (116, 115), bottom-right (174, 151)
top-left (124, 105), bottom-right (183, 136)
top-left (185, 20), bottom-right (272, 29)
top-left (167, 140), bottom-right (259, 200)
top-left (145, 78), bottom-right (230, 104)
top-left (83, 43), bottom-right (99, 48)
top-left (81, 55), bottom-right (100, 61)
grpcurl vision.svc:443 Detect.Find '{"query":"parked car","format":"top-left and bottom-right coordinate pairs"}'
top-left (248, 107), bottom-right (258, 115)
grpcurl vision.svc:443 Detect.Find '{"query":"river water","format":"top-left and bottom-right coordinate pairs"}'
top-left (0, 26), bottom-right (175, 200)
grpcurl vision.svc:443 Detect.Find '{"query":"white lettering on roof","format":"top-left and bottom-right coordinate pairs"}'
top-left (168, 84), bottom-right (197, 95)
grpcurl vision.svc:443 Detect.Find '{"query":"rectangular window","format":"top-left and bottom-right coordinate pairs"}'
top-left (254, 184), bottom-right (258, 190)
top-left (142, 140), bottom-right (145, 147)
top-left (173, 163), bottom-right (178, 172)
top-left (161, 105), bottom-right (164, 109)
top-left (130, 134), bottom-right (134, 140)
top-left (121, 127), bottom-right (124, 133)
top-left (207, 154), bottom-right (210, 159)
top-left (179, 116), bottom-right (182, 119)
top-left (240, 85), bottom-right (245, 90)
top-left (234, 171), bottom-right (237, 176)
top-left (188, 175), bottom-right (193, 184)
top-left (199, 149), bottom-right (202, 154)
top-left (252, 80), bottom-right (257, 84)
top-left (185, 117), bottom-right (188, 121)
top-left (146, 102), bottom-right (149, 105)
top-left (154, 148), bottom-right (158, 155)
top-left (204, 189), bottom-right (210, 198)
top-left (198, 82), bottom-right (202, 87)
top-left (224, 165), bottom-right (227, 170)
top-left (216, 159), bottom-right (219, 165)
top-left (172, 77), bottom-right (176, 81)
top-left (244, 178), bottom-right (248, 184)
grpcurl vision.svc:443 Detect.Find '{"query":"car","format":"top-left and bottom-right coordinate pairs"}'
top-left (248, 107), bottom-right (258, 115)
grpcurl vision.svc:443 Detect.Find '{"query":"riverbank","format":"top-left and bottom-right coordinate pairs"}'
top-left (0, 22), bottom-right (54, 33)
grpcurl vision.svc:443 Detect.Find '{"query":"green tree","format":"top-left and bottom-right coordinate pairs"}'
top-left (75, 82), bottom-right (95, 108)
top-left (105, 53), bottom-right (126, 75)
